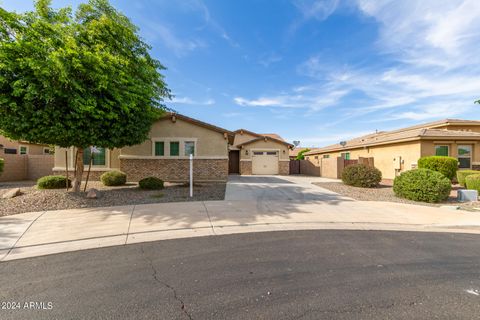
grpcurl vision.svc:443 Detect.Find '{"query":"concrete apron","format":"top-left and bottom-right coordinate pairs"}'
top-left (1, 199), bottom-right (480, 262)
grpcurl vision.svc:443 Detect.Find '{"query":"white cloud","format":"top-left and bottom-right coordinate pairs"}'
top-left (234, 89), bottom-right (348, 110)
top-left (170, 96), bottom-right (215, 105)
top-left (286, 130), bottom-right (372, 147)
top-left (293, 0), bottom-right (340, 21)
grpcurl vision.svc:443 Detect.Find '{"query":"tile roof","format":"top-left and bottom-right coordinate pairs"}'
top-left (305, 127), bottom-right (480, 155)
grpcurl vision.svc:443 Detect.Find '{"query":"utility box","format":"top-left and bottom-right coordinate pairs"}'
top-left (458, 189), bottom-right (479, 202)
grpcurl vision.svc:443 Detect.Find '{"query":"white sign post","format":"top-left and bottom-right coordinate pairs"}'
top-left (189, 153), bottom-right (193, 198)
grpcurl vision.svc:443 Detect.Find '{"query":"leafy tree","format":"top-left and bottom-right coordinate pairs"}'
top-left (0, 0), bottom-right (170, 191)
top-left (295, 148), bottom-right (311, 160)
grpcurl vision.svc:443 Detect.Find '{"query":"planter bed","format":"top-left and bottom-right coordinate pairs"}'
top-left (314, 182), bottom-right (480, 211)
top-left (0, 181), bottom-right (225, 216)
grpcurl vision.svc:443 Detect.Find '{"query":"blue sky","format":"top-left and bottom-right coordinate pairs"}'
top-left (2, 0), bottom-right (480, 146)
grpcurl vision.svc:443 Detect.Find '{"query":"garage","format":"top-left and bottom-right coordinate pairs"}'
top-left (252, 151), bottom-right (279, 174)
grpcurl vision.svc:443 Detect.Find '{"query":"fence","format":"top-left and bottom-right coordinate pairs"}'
top-left (295, 157), bottom-right (374, 178)
top-left (0, 154), bottom-right (54, 182)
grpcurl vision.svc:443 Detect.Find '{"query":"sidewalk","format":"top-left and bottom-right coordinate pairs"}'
top-left (1, 198), bottom-right (480, 262)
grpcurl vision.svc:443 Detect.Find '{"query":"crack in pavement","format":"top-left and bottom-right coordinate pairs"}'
top-left (140, 245), bottom-right (193, 320)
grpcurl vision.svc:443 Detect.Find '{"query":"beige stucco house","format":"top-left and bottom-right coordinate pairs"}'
top-left (0, 135), bottom-right (52, 155)
top-left (304, 119), bottom-right (480, 180)
top-left (229, 129), bottom-right (293, 175)
top-left (53, 113), bottom-right (234, 182)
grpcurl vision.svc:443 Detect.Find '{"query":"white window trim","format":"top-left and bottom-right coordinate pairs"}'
top-left (151, 138), bottom-right (198, 158)
top-left (19, 145), bottom-right (29, 155)
top-left (434, 145), bottom-right (450, 156)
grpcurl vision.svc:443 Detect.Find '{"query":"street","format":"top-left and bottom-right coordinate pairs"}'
top-left (1, 230), bottom-right (480, 319)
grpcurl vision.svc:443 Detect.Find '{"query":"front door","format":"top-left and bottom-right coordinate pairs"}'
top-left (229, 150), bottom-right (240, 174)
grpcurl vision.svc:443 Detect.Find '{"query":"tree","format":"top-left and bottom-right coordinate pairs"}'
top-left (295, 148), bottom-right (311, 160)
top-left (0, 0), bottom-right (170, 191)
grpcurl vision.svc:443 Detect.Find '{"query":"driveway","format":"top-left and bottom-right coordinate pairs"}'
top-left (225, 175), bottom-right (347, 201)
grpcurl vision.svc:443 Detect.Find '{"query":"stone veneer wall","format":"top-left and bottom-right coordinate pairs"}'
top-left (240, 161), bottom-right (252, 175)
top-left (279, 161), bottom-right (289, 175)
top-left (120, 158), bottom-right (228, 182)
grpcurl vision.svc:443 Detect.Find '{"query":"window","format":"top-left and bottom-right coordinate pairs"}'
top-left (170, 142), bottom-right (179, 156)
top-left (253, 151), bottom-right (264, 155)
top-left (323, 155), bottom-right (330, 159)
top-left (458, 145), bottom-right (472, 169)
top-left (314, 156), bottom-right (318, 159)
top-left (341, 152), bottom-right (350, 160)
top-left (266, 151), bottom-right (277, 155)
top-left (184, 141), bottom-right (195, 156)
top-left (83, 147), bottom-right (106, 166)
top-left (4, 148), bottom-right (16, 154)
top-left (43, 148), bottom-right (51, 155)
top-left (19, 146), bottom-right (28, 155)
top-left (435, 145), bottom-right (449, 156)
top-left (155, 142), bottom-right (165, 156)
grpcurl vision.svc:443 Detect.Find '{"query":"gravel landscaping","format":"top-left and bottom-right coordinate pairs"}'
top-left (314, 182), bottom-right (480, 211)
top-left (0, 181), bottom-right (226, 216)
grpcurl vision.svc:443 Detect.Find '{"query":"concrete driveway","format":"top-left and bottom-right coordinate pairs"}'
top-left (225, 175), bottom-right (347, 201)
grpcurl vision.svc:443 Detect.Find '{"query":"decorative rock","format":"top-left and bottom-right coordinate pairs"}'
top-left (458, 189), bottom-right (479, 202)
top-left (86, 188), bottom-right (99, 199)
top-left (2, 188), bottom-right (21, 199)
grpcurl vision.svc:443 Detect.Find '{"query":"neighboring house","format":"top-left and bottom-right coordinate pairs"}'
top-left (304, 119), bottom-right (480, 180)
top-left (53, 113), bottom-right (234, 182)
top-left (289, 147), bottom-right (320, 160)
top-left (0, 135), bottom-right (52, 155)
top-left (229, 129), bottom-right (293, 175)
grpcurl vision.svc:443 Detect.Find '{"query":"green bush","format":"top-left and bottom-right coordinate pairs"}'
top-left (417, 156), bottom-right (458, 180)
top-left (0, 158), bottom-right (4, 175)
top-left (37, 175), bottom-right (72, 189)
top-left (457, 170), bottom-right (480, 187)
top-left (295, 148), bottom-right (310, 160)
top-left (465, 174), bottom-right (480, 192)
top-left (393, 169), bottom-right (451, 203)
top-left (139, 177), bottom-right (164, 190)
top-left (100, 170), bottom-right (127, 186)
top-left (341, 164), bottom-right (382, 188)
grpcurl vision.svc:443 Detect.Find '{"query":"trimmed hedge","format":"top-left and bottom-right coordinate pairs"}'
top-left (393, 169), bottom-right (451, 203)
top-left (457, 170), bottom-right (480, 187)
top-left (0, 158), bottom-right (4, 175)
top-left (139, 177), bottom-right (164, 190)
top-left (465, 174), bottom-right (480, 192)
top-left (37, 175), bottom-right (72, 189)
top-left (100, 170), bottom-right (127, 186)
top-left (417, 156), bottom-right (458, 180)
top-left (341, 164), bottom-right (382, 188)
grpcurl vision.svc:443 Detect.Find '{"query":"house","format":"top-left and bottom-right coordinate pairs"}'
top-left (0, 135), bottom-right (52, 155)
top-left (53, 113), bottom-right (234, 182)
top-left (304, 119), bottom-right (480, 180)
top-left (228, 129), bottom-right (293, 175)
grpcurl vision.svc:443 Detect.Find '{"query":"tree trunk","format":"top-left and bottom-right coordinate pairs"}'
top-left (73, 148), bottom-right (84, 193)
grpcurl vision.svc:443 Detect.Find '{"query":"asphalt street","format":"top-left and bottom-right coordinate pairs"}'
top-left (1, 230), bottom-right (480, 319)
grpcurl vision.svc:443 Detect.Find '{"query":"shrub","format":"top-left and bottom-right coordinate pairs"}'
top-left (465, 174), bottom-right (480, 192)
top-left (0, 158), bottom-right (4, 175)
top-left (139, 177), bottom-right (164, 190)
top-left (295, 148), bottom-right (310, 160)
top-left (100, 170), bottom-right (127, 186)
top-left (417, 156), bottom-right (458, 180)
top-left (37, 175), bottom-right (72, 189)
top-left (341, 164), bottom-right (382, 188)
top-left (457, 170), bottom-right (480, 187)
top-left (393, 169), bottom-right (451, 203)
